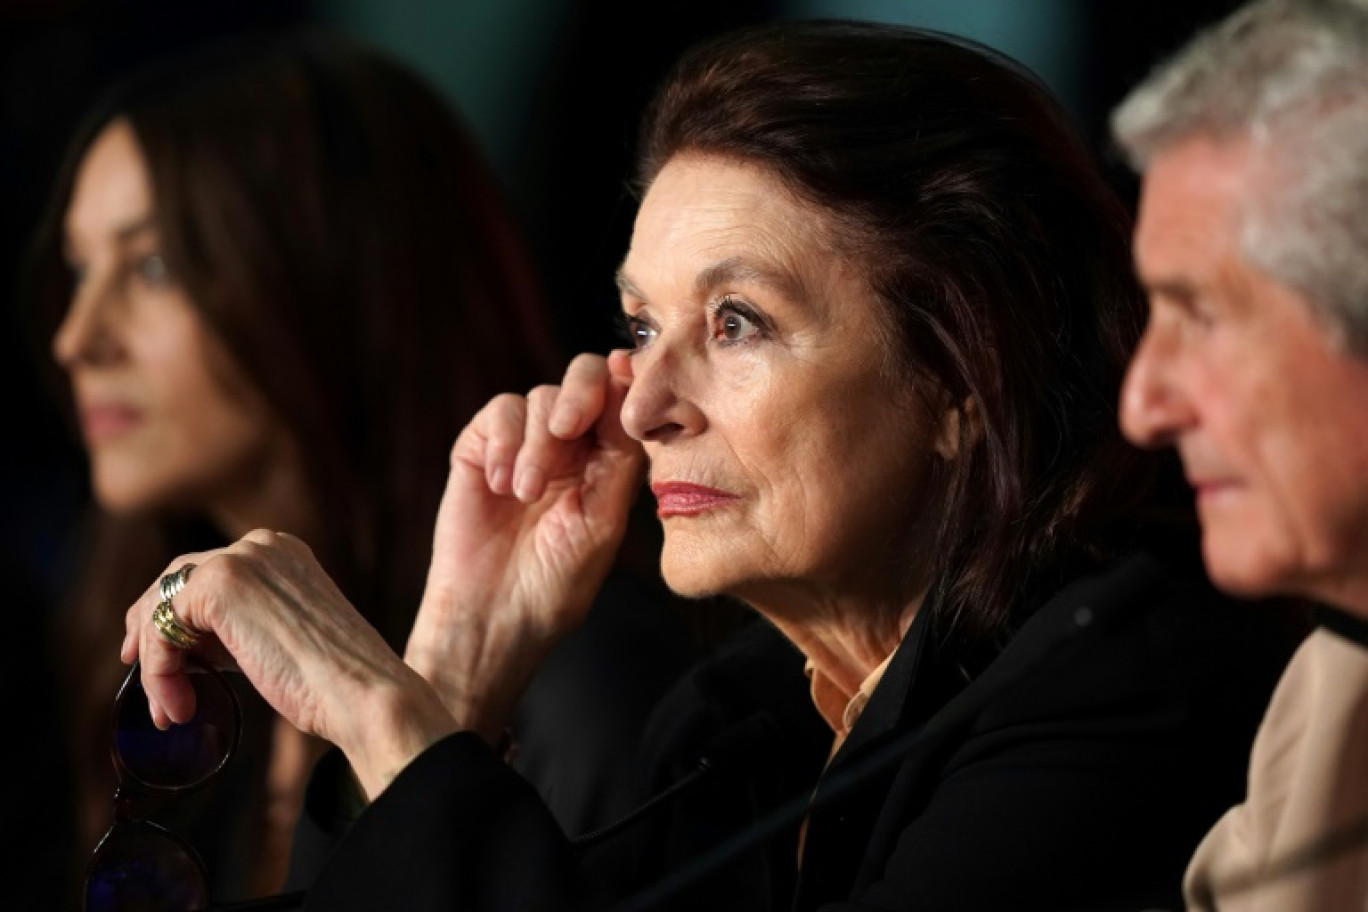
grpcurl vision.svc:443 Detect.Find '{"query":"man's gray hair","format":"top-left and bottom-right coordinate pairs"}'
top-left (1112, 0), bottom-right (1368, 350)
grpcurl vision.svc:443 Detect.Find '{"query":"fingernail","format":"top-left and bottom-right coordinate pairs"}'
top-left (515, 466), bottom-right (543, 501)
top-left (549, 407), bottom-right (578, 437)
top-left (490, 464), bottom-right (511, 493)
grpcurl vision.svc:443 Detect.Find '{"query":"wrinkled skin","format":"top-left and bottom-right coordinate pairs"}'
top-left (125, 352), bottom-right (644, 798)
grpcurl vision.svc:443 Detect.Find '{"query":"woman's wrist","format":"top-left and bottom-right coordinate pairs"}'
top-left (404, 599), bottom-right (561, 747)
top-left (340, 672), bottom-right (462, 800)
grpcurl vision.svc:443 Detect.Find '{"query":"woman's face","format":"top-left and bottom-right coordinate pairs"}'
top-left (617, 154), bottom-right (954, 612)
top-left (52, 120), bottom-right (285, 519)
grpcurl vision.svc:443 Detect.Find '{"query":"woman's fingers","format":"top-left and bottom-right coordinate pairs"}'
top-left (513, 355), bottom-right (616, 502)
top-left (458, 354), bottom-right (623, 504)
top-left (586, 349), bottom-right (647, 505)
top-left (144, 661), bottom-right (198, 728)
top-left (119, 534), bottom-right (458, 797)
top-left (599, 350), bottom-right (641, 455)
top-left (125, 550), bottom-right (216, 727)
top-left (473, 393), bottom-right (529, 495)
top-left (514, 385), bottom-right (560, 502)
top-left (549, 353), bottom-right (610, 439)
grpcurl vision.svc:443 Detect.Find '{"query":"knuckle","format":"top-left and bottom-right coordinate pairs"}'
top-left (489, 391), bottom-right (525, 415)
top-left (568, 352), bottom-right (606, 374)
top-left (475, 395), bottom-right (528, 445)
top-left (526, 384), bottom-right (559, 408)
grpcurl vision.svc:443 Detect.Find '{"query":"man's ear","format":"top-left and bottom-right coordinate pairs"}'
top-left (934, 395), bottom-right (983, 461)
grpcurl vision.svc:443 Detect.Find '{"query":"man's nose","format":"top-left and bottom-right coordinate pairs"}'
top-left (1120, 324), bottom-right (1194, 449)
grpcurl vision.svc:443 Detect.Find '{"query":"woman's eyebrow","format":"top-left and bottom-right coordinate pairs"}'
top-left (614, 269), bottom-right (645, 302)
top-left (63, 214), bottom-right (158, 259)
top-left (694, 256), bottom-right (804, 301)
top-left (113, 216), bottom-right (157, 243)
top-left (614, 256), bottom-right (805, 305)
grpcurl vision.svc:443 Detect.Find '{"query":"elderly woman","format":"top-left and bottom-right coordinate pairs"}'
top-left (119, 20), bottom-right (1299, 911)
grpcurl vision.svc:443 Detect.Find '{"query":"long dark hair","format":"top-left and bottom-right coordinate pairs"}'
top-left (24, 26), bottom-right (562, 876)
top-left (637, 19), bottom-right (1167, 668)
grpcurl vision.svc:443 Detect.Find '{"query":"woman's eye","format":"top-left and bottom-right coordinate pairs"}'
top-left (134, 253), bottom-right (172, 287)
top-left (713, 298), bottom-right (764, 344)
top-left (621, 313), bottom-right (657, 350)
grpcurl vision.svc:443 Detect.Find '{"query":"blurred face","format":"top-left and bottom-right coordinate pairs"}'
top-left (1122, 137), bottom-right (1368, 606)
top-left (52, 120), bottom-right (287, 520)
top-left (616, 155), bottom-right (954, 615)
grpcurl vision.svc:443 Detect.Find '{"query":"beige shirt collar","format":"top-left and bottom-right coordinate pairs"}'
top-left (804, 651), bottom-right (897, 740)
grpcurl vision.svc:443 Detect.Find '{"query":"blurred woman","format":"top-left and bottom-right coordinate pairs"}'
top-left (27, 28), bottom-right (695, 908)
top-left (120, 20), bottom-right (1303, 911)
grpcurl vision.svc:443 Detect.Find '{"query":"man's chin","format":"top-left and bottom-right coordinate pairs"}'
top-left (1202, 536), bottom-right (1299, 601)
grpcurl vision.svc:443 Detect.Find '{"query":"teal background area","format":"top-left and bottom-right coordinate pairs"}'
top-left (313, 0), bottom-right (578, 185)
top-left (1, 0), bottom-right (1247, 609)
top-left (311, 0), bottom-right (1087, 194)
top-left (0, 5), bottom-right (1250, 905)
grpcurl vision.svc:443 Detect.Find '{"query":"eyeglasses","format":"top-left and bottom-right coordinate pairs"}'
top-left (84, 659), bottom-right (241, 912)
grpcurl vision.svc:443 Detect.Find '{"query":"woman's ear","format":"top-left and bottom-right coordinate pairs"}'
top-left (933, 395), bottom-right (983, 461)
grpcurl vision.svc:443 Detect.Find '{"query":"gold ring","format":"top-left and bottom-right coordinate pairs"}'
top-left (153, 563), bottom-right (201, 649)
top-left (153, 600), bottom-right (201, 649)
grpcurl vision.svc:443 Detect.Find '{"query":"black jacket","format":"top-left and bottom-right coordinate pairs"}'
top-left (296, 549), bottom-right (1303, 911)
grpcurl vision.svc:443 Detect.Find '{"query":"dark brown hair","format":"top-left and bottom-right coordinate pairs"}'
top-left (25, 26), bottom-right (563, 879)
top-left (637, 19), bottom-right (1164, 668)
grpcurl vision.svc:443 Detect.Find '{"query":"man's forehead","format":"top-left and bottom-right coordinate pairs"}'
top-left (1134, 138), bottom-right (1255, 281)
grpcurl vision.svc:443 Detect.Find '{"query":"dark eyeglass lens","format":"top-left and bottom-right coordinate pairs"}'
top-left (85, 822), bottom-right (209, 912)
top-left (115, 669), bottom-right (237, 790)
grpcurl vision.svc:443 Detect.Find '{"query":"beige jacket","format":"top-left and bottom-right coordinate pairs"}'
top-left (1185, 624), bottom-right (1368, 910)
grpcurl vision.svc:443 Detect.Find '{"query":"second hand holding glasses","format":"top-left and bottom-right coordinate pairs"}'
top-left (85, 562), bottom-right (306, 911)
top-left (83, 658), bottom-right (241, 912)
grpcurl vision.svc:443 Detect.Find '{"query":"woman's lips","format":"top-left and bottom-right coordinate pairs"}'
top-left (1189, 477), bottom-right (1240, 508)
top-left (650, 482), bottom-right (740, 518)
top-left (80, 403), bottom-right (143, 444)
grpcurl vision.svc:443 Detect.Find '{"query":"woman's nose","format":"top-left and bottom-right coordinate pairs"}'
top-left (617, 344), bottom-right (706, 444)
top-left (52, 270), bottom-right (122, 370)
top-left (1120, 325), bottom-right (1194, 449)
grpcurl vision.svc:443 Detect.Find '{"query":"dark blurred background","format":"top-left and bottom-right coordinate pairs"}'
top-left (2, 0), bottom-right (1246, 642)
top-left (3, 3), bottom-right (1245, 903)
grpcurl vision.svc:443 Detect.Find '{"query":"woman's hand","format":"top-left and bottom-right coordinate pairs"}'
top-left (405, 352), bottom-right (646, 742)
top-left (123, 530), bottom-right (459, 799)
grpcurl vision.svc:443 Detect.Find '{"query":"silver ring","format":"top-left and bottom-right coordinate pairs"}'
top-left (154, 563), bottom-right (201, 649)
top-left (159, 563), bottom-right (196, 603)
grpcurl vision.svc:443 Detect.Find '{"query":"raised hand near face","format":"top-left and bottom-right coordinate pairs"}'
top-left (405, 352), bottom-right (646, 743)
top-left (120, 352), bottom-right (643, 800)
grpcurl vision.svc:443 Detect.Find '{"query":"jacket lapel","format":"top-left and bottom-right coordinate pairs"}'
top-left (793, 551), bottom-right (1167, 909)
top-left (794, 602), bottom-right (969, 907)
top-left (826, 604), bottom-right (968, 770)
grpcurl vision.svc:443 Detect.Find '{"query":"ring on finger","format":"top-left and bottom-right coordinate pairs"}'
top-left (153, 563), bottom-right (201, 649)
top-left (153, 600), bottom-right (201, 649)
top-left (159, 563), bottom-right (196, 603)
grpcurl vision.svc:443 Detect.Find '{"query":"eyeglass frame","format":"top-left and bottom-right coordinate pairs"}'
top-left (83, 659), bottom-right (306, 911)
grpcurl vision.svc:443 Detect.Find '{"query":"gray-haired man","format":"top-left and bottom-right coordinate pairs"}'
top-left (1113, 1), bottom-right (1368, 908)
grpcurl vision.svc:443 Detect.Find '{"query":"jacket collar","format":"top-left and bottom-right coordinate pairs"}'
top-left (826, 591), bottom-right (967, 771)
top-left (825, 550), bottom-right (1168, 774)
